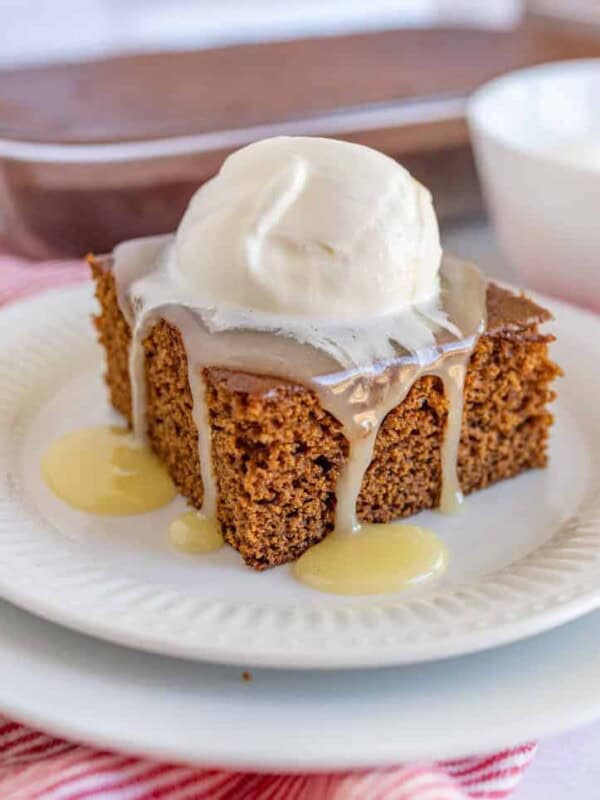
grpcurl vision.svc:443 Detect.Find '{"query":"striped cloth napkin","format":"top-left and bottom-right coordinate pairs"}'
top-left (0, 253), bottom-right (536, 799)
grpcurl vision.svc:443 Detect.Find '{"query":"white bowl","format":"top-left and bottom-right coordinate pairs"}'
top-left (468, 59), bottom-right (600, 311)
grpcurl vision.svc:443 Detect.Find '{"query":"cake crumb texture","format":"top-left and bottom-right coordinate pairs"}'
top-left (91, 259), bottom-right (560, 570)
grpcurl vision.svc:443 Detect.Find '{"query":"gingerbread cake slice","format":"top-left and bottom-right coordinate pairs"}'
top-left (91, 256), bottom-right (559, 570)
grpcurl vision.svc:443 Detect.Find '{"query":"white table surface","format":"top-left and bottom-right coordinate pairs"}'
top-left (513, 725), bottom-right (600, 799)
top-left (445, 219), bottom-right (600, 800)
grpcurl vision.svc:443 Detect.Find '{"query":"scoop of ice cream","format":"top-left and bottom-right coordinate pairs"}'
top-left (172, 137), bottom-right (442, 321)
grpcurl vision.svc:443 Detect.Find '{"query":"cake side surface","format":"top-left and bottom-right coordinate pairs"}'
top-left (143, 320), bottom-right (205, 509)
top-left (207, 369), bottom-right (348, 567)
top-left (91, 258), bottom-right (560, 569)
top-left (91, 258), bottom-right (132, 421)
top-left (92, 257), bottom-right (206, 508)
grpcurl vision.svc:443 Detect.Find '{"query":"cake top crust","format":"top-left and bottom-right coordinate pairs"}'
top-left (486, 282), bottom-right (552, 336)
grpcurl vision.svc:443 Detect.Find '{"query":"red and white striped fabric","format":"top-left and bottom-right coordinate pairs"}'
top-left (0, 254), bottom-right (537, 799)
top-left (0, 716), bottom-right (536, 800)
top-left (0, 255), bottom-right (88, 306)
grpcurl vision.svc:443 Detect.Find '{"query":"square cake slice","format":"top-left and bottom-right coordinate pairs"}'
top-left (91, 256), bottom-right (560, 569)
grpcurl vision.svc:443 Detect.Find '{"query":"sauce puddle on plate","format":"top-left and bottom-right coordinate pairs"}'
top-left (169, 511), bottom-right (224, 554)
top-left (293, 522), bottom-right (447, 595)
top-left (41, 425), bottom-right (176, 514)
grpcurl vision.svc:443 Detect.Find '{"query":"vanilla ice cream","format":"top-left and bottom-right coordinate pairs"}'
top-left (171, 137), bottom-right (442, 321)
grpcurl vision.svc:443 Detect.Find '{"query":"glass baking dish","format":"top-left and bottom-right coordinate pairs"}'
top-left (2, 16), bottom-right (597, 258)
top-left (0, 95), bottom-right (478, 258)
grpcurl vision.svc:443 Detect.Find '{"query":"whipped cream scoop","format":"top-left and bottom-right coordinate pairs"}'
top-left (171, 136), bottom-right (442, 321)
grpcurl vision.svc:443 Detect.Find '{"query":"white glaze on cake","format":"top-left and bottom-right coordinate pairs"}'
top-left (112, 238), bottom-right (486, 532)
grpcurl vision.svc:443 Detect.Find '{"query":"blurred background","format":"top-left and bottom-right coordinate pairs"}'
top-left (1, 0), bottom-right (525, 67)
top-left (1, 0), bottom-right (600, 298)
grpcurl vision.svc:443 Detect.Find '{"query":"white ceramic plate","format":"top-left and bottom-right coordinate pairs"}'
top-left (0, 284), bottom-right (599, 669)
top-left (3, 597), bottom-right (600, 769)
